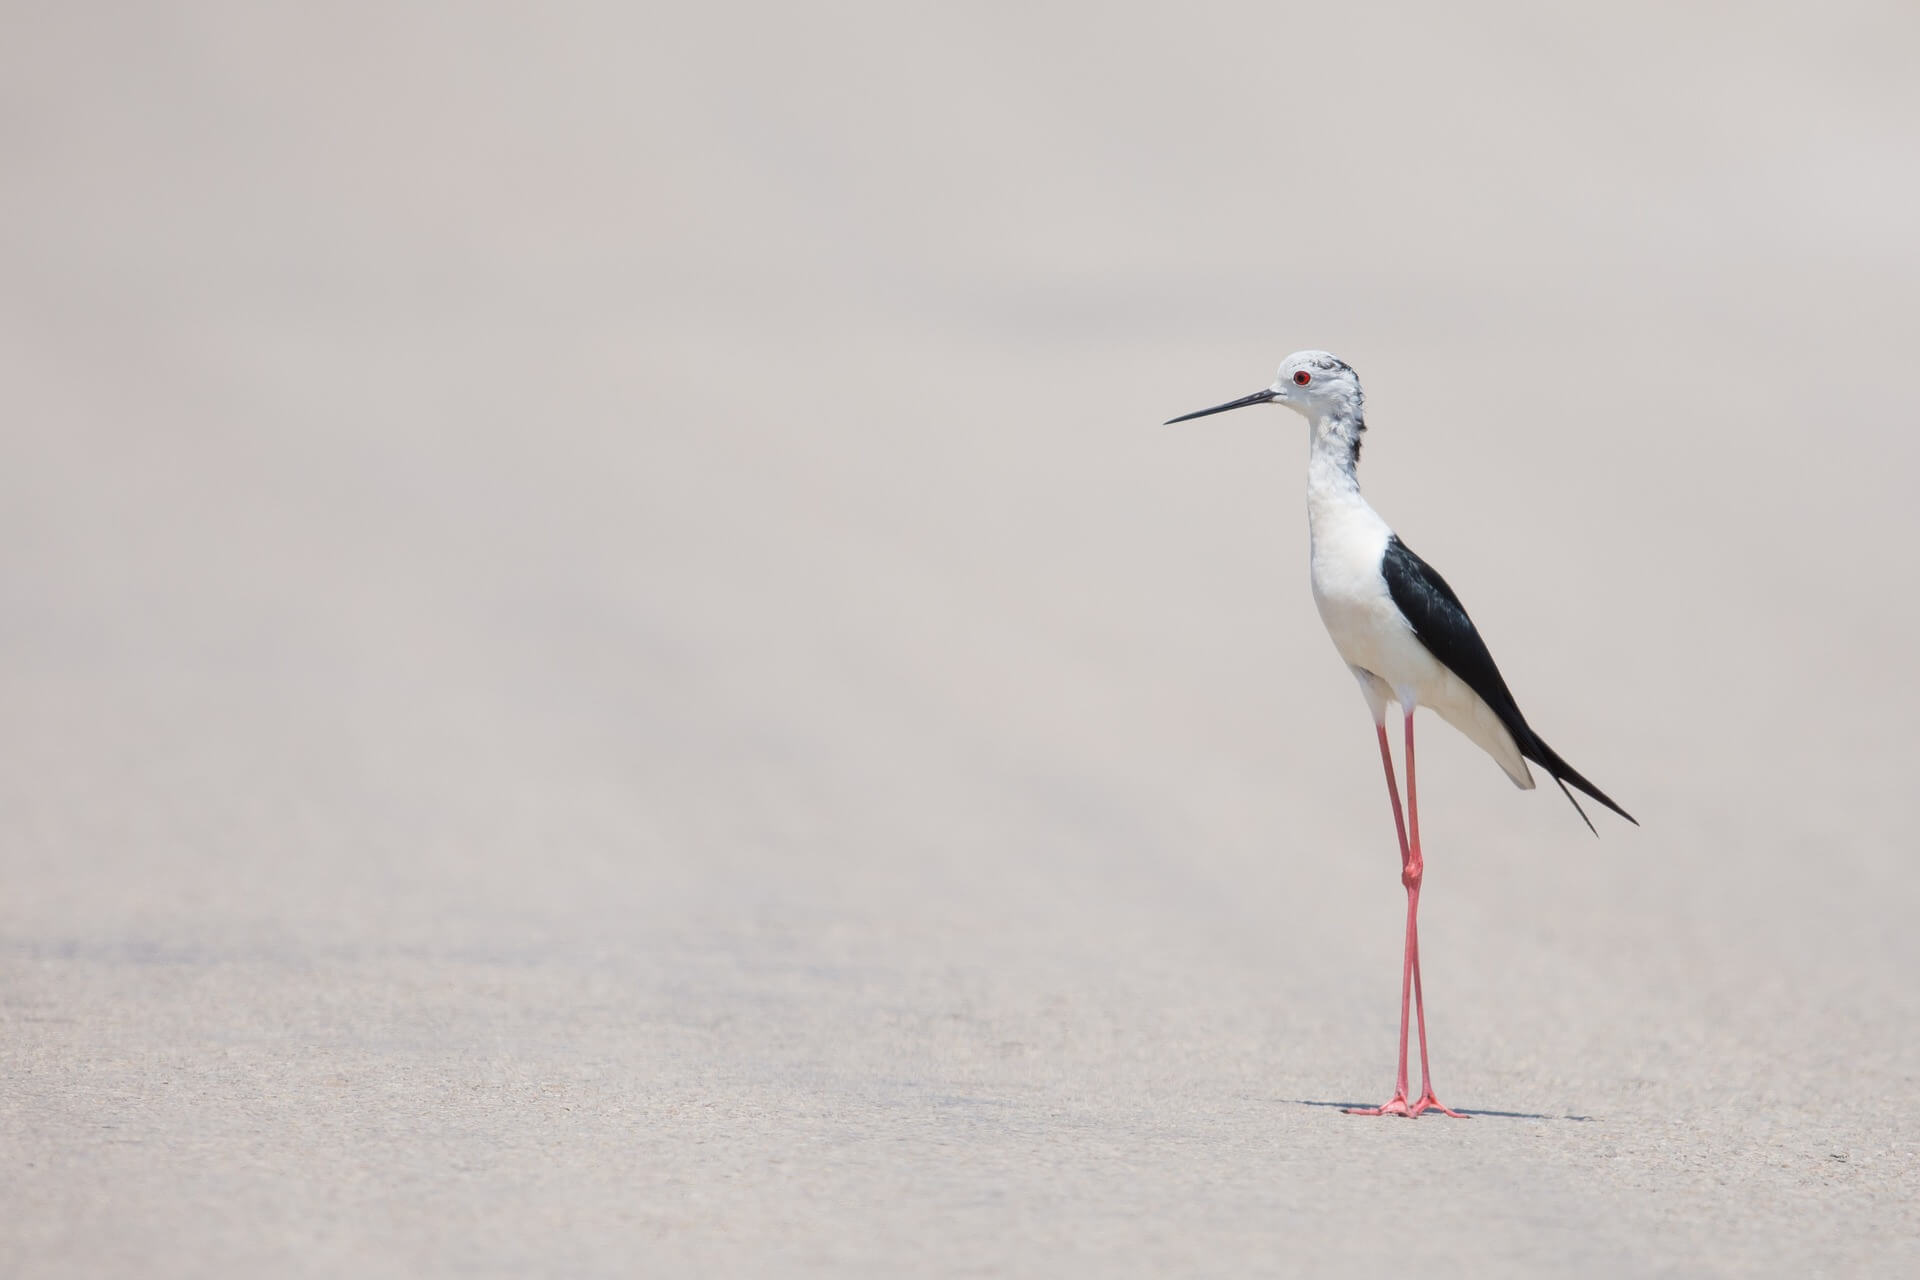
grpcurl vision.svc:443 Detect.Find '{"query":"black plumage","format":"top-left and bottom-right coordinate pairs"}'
top-left (1379, 535), bottom-right (1636, 833)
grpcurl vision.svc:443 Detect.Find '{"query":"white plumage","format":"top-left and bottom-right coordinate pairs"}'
top-left (1305, 467), bottom-right (1534, 790)
top-left (1166, 348), bottom-right (1633, 1118)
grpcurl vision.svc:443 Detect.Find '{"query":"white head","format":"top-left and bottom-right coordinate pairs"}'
top-left (1165, 350), bottom-right (1365, 428)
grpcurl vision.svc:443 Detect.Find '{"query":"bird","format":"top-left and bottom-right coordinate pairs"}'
top-left (1166, 350), bottom-right (1635, 1118)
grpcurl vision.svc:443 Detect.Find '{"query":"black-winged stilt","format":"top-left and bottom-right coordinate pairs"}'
top-left (1167, 350), bottom-right (1635, 1118)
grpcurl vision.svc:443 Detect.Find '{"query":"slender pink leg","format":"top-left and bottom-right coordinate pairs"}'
top-left (1403, 710), bottom-right (1465, 1119)
top-left (1344, 722), bottom-right (1417, 1117)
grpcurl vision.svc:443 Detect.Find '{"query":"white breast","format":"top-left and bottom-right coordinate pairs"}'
top-left (1306, 482), bottom-right (1534, 788)
top-left (1306, 490), bottom-right (1423, 682)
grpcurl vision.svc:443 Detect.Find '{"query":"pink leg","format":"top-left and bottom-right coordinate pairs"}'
top-left (1403, 710), bottom-right (1465, 1119)
top-left (1344, 722), bottom-right (1417, 1117)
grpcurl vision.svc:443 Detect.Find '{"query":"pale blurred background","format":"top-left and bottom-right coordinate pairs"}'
top-left (3, 3), bottom-right (1917, 1275)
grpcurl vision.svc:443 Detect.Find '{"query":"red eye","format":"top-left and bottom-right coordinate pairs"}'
top-left (1293, 370), bottom-right (1311, 385)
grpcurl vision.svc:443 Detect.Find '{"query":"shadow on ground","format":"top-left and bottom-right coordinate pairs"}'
top-left (1290, 1100), bottom-right (1595, 1122)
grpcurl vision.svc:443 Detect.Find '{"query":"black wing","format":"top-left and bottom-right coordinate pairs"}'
top-left (1380, 534), bottom-right (1636, 831)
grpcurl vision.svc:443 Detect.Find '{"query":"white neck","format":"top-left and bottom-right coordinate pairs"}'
top-left (1303, 407), bottom-right (1389, 582)
top-left (1305, 408), bottom-right (1365, 499)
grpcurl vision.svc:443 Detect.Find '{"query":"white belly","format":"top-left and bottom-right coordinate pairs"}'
top-left (1307, 502), bottom-right (1434, 686)
top-left (1307, 493), bottom-right (1534, 789)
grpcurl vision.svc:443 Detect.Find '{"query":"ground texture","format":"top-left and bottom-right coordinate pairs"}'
top-left (4, 3), bottom-right (1918, 1275)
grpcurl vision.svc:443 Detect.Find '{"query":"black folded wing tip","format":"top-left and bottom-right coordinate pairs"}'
top-left (1518, 715), bottom-right (1637, 831)
top-left (1550, 776), bottom-right (1598, 837)
top-left (1379, 533), bottom-right (1635, 833)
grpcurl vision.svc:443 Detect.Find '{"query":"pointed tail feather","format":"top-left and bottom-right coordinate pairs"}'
top-left (1549, 775), bottom-right (1596, 836)
top-left (1521, 731), bottom-right (1637, 832)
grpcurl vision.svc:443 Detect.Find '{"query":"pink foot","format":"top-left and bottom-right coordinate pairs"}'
top-left (1408, 1092), bottom-right (1467, 1118)
top-left (1344, 1095), bottom-right (1414, 1117)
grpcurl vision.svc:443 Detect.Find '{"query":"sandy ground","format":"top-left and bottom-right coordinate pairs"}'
top-left (4, 3), bottom-right (1919, 1275)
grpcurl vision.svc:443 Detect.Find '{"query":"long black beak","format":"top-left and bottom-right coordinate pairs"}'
top-left (1163, 389), bottom-right (1277, 425)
